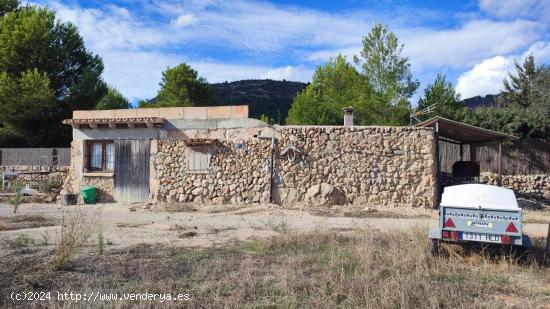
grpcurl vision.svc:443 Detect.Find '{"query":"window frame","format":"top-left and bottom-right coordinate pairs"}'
top-left (87, 140), bottom-right (115, 172)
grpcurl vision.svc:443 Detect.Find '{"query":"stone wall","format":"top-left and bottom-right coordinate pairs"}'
top-left (79, 175), bottom-right (115, 202)
top-left (273, 126), bottom-right (436, 208)
top-left (480, 173), bottom-right (550, 200)
top-left (151, 126), bottom-right (437, 208)
top-left (0, 165), bottom-right (68, 185)
top-left (152, 138), bottom-right (272, 204)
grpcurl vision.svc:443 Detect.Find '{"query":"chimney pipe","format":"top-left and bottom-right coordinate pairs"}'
top-left (343, 106), bottom-right (354, 127)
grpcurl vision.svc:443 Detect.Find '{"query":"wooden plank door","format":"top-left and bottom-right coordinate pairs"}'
top-left (114, 140), bottom-right (150, 203)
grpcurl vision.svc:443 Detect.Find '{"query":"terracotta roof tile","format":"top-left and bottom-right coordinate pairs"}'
top-left (63, 117), bottom-right (165, 125)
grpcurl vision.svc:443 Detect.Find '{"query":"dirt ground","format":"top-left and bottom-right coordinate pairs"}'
top-left (2, 202), bottom-right (550, 308)
top-left (1, 202), bottom-right (549, 250)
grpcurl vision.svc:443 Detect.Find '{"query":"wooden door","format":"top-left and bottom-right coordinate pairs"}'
top-left (114, 140), bottom-right (150, 203)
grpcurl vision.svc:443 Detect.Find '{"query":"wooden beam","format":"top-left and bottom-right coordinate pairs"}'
top-left (89, 123), bottom-right (98, 129)
top-left (127, 123), bottom-right (135, 129)
top-left (146, 122), bottom-right (155, 128)
top-left (460, 143), bottom-right (463, 161)
top-left (437, 137), bottom-right (462, 145)
top-left (469, 144), bottom-right (476, 162)
top-left (109, 123), bottom-right (117, 129)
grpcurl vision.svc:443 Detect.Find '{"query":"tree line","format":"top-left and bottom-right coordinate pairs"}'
top-left (0, 1), bottom-right (129, 147)
top-left (0, 1), bottom-right (548, 148)
top-left (287, 23), bottom-right (549, 139)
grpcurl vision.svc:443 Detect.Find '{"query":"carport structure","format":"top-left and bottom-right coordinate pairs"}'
top-left (417, 117), bottom-right (519, 203)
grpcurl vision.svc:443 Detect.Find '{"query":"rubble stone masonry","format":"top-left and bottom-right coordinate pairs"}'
top-left (480, 173), bottom-right (549, 200)
top-left (152, 126), bottom-right (438, 208)
top-left (0, 165), bottom-right (68, 184)
top-left (274, 126), bottom-right (437, 208)
top-left (152, 139), bottom-right (272, 205)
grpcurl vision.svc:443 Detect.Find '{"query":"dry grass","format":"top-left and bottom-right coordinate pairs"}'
top-left (250, 217), bottom-right (290, 233)
top-left (52, 208), bottom-right (97, 270)
top-left (0, 215), bottom-right (58, 231)
top-left (309, 207), bottom-right (434, 219)
top-left (169, 223), bottom-right (236, 238)
top-left (116, 221), bottom-right (148, 228)
top-left (163, 202), bottom-right (252, 214)
top-left (1, 230), bottom-right (549, 308)
top-left (523, 209), bottom-right (550, 224)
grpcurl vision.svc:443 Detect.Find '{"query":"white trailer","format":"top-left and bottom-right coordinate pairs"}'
top-left (429, 184), bottom-right (531, 251)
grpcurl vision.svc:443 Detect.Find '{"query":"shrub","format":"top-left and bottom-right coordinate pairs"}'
top-left (52, 207), bottom-right (96, 270)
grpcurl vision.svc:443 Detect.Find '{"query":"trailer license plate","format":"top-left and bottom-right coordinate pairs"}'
top-left (461, 232), bottom-right (501, 243)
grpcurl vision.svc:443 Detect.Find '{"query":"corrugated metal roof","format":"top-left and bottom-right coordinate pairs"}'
top-left (416, 116), bottom-right (518, 143)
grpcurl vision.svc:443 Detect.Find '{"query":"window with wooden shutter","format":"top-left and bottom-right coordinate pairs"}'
top-left (186, 145), bottom-right (212, 173)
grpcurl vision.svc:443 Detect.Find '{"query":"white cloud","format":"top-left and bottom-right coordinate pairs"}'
top-left (36, 0), bottom-right (549, 102)
top-left (479, 0), bottom-right (550, 20)
top-left (523, 41), bottom-right (550, 63)
top-left (260, 66), bottom-right (313, 81)
top-left (402, 20), bottom-right (541, 70)
top-left (307, 19), bottom-right (541, 72)
top-left (455, 41), bottom-right (550, 99)
top-left (307, 46), bottom-right (361, 62)
top-left (100, 50), bottom-right (311, 101)
top-left (171, 13), bottom-right (198, 28)
top-left (47, 1), bottom-right (172, 51)
top-left (455, 56), bottom-right (513, 99)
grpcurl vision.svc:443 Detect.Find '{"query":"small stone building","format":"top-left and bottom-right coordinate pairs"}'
top-left (63, 106), bottom-right (439, 207)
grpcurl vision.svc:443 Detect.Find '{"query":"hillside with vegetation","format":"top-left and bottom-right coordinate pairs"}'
top-left (210, 80), bottom-right (500, 124)
top-left (461, 94), bottom-right (499, 109)
top-left (212, 79), bottom-right (307, 124)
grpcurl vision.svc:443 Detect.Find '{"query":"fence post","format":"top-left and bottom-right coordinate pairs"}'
top-left (52, 149), bottom-right (59, 166)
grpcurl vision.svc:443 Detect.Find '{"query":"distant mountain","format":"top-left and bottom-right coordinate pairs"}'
top-left (211, 79), bottom-right (307, 124)
top-left (461, 94), bottom-right (500, 109)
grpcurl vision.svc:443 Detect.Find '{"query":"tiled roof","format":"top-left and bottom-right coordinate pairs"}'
top-left (63, 117), bottom-right (165, 125)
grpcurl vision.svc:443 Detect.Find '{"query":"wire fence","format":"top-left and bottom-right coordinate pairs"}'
top-left (440, 139), bottom-right (550, 175)
top-left (0, 148), bottom-right (71, 166)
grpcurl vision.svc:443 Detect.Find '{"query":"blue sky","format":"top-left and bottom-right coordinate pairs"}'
top-left (33, 0), bottom-right (550, 104)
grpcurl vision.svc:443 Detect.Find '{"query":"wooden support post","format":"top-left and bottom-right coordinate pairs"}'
top-left (498, 142), bottom-right (503, 186)
top-left (459, 143), bottom-right (463, 161)
top-left (546, 222), bottom-right (550, 260)
top-left (469, 144), bottom-right (476, 162)
top-left (435, 121), bottom-right (441, 206)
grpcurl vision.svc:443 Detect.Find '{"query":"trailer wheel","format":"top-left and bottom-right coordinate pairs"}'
top-left (512, 246), bottom-right (532, 264)
top-left (431, 239), bottom-right (442, 256)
